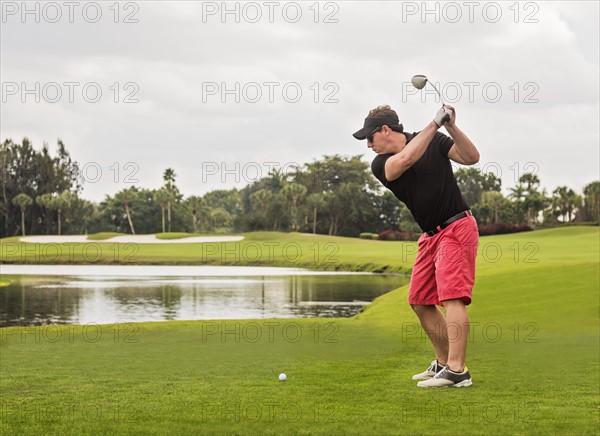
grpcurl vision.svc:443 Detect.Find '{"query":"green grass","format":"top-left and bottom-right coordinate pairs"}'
top-left (0, 227), bottom-right (598, 434)
top-left (86, 232), bottom-right (126, 240)
top-left (155, 232), bottom-right (215, 239)
top-left (1, 231), bottom-right (416, 272)
top-left (1, 227), bottom-right (598, 275)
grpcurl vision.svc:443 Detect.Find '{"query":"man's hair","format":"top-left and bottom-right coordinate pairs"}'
top-left (367, 105), bottom-right (403, 133)
top-left (368, 105), bottom-right (398, 118)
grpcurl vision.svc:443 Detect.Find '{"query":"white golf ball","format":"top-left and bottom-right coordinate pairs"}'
top-left (278, 373), bottom-right (287, 381)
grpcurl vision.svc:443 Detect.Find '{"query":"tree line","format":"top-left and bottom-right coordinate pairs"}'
top-left (1, 138), bottom-right (598, 238)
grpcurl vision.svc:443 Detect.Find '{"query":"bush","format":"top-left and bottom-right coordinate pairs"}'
top-left (378, 229), bottom-right (418, 241)
top-left (537, 221), bottom-right (599, 229)
top-left (359, 233), bottom-right (379, 240)
top-left (478, 223), bottom-right (532, 236)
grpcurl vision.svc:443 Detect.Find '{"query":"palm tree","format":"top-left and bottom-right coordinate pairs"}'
top-left (187, 196), bottom-right (212, 233)
top-left (53, 191), bottom-right (76, 236)
top-left (163, 168), bottom-right (176, 232)
top-left (552, 186), bottom-right (578, 222)
top-left (508, 184), bottom-right (527, 224)
top-left (480, 191), bottom-right (507, 224)
top-left (282, 183), bottom-right (307, 232)
top-left (11, 193), bottom-right (33, 236)
top-left (1, 144), bottom-right (9, 237)
top-left (115, 187), bottom-right (137, 234)
top-left (153, 188), bottom-right (171, 233)
top-left (523, 190), bottom-right (547, 227)
top-left (582, 181), bottom-right (600, 222)
top-left (250, 189), bottom-right (273, 229)
top-left (36, 193), bottom-right (55, 234)
top-left (210, 208), bottom-right (231, 231)
top-left (251, 189), bottom-right (272, 210)
top-left (306, 193), bottom-right (325, 234)
top-left (35, 191), bottom-right (77, 235)
top-left (519, 173), bottom-right (540, 194)
top-left (264, 168), bottom-right (287, 191)
top-left (565, 189), bottom-right (578, 223)
top-left (324, 191), bottom-right (342, 236)
top-left (508, 183), bottom-right (526, 201)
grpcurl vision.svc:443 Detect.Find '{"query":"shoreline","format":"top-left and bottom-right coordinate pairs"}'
top-left (18, 235), bottom-right (246, 244)
top-left (0, 264), bottom-right (377, 277)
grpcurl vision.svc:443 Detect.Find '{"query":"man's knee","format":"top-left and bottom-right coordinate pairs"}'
top-left (410, 304), bottom-right (436, 317)
top-left (441, 298), bottom-right (467, 310)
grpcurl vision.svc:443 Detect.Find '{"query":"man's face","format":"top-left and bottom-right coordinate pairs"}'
top-left (367, 125), bottom-right (387, 154)
top-left (367, 125), bottom-right (405, 155)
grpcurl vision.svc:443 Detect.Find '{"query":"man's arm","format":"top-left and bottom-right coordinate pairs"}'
top-left (384, 121), bottom-right (438, 181)
top-left (444, 105), bottom-right (480, 165)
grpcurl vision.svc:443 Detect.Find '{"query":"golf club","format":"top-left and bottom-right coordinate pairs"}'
top-left (411, 74), bottom-right (452, 124)
top-left (411, 74), bottom-right (444, 104)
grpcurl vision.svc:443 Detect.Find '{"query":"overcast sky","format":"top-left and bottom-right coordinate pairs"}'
top-left (1, 1), bottom-right (598, 202)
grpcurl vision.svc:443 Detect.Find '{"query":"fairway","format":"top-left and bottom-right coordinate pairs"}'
top-left (3, 1), bottom-right (599, 434)
top-left (0, 227), bottom-right (599, 435)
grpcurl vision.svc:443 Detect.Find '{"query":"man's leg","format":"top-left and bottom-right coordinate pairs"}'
top-left (441, 299), bottom-right (469, 372)
top-left (416, 217), bottom-right (478, 387)
top-left (411, 304), bottom-right (449, 365)
top-left (415, 299), bottom-right (473, 387)
top-left (408, 233), bottom-right (447, 379)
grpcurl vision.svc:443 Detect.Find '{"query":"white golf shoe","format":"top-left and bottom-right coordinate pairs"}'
top-left (417, 366), bottom-right (473, 388)
top-left (411, 360), bottom-right (446, 381)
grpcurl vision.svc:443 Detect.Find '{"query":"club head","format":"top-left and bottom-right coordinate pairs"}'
top-left (411, 75), bottom-right (428, 90)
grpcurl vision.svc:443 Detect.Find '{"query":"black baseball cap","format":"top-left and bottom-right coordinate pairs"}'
top-left (352, 115), bottom-right (403, 140)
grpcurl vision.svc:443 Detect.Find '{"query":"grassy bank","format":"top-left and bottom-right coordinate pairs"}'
top-left (85, 232), bottom-right (126, 240)
top-left (1, 231), bottom-right (414, 273)
top-left (3, 227), bottom-right (597, 274)
top-left (155, 232), bottom-right (214, 239)
top-left (0, 226), bottom-right (598, 434)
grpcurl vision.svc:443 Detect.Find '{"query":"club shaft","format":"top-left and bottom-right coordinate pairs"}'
top-left (428, 82), bottom-right (444, 104)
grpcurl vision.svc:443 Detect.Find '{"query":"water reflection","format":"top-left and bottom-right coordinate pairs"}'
top-left (0, 274), bottom-right (408, 326)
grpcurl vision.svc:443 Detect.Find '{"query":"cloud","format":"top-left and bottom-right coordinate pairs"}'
top-left (1, 1), bottom-right (598, 202)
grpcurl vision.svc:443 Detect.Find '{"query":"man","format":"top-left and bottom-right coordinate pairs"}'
top-left (353, 104), bottom-right (480, 388)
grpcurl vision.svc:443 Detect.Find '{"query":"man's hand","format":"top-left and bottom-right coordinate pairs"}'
top-left (434, 106), bottom-right (454, 128)
top-left (444, 105), bottom-right (480, 165)
top-left (444, 104), bottom-right (456, 128)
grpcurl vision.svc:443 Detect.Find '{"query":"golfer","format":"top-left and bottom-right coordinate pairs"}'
top-left (353, 104), bottom-right (480, 387)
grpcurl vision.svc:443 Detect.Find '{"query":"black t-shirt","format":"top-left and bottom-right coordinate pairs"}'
top-left (371, 131), bottom-right (469, 232)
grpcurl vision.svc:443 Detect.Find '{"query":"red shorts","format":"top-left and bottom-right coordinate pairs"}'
top-left (408, 214), bottom-right (479, 306)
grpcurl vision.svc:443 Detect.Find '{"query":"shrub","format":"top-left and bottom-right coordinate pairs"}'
top-left (478, 223), bottom-right (532, 236)
top-left (378, 229), bottom-right (418, 241)
top-left (359, 233), bottom-right (379, 240)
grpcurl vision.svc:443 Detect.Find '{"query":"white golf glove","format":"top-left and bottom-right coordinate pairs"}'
top-left (434, 106), bottom-right (453, 128)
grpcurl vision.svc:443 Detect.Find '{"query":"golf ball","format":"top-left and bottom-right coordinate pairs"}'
top-left (278, 373), bottom-right (287, 381)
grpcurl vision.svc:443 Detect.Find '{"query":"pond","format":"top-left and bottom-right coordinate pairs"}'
top-left (0, 265), bottom-right (409, 326)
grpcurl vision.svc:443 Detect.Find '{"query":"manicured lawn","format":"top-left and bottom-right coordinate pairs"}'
top-left (86, 232), bottom-right (127, 240)
top-left (0, 227), bottom-right (598, 434)
top-left (155, 232), bottom-right (214, 239)
top-left (1, 230), bottom-right (416, 272)
top-left (1, 227), bottom-right (598, 275)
